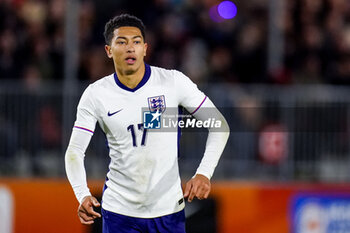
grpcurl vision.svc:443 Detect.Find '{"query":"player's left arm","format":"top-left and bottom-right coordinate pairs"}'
top-left (184, 97), bottom-right (230, 202)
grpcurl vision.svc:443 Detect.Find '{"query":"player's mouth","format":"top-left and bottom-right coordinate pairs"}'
top-left (125, 56), bottom-right (136, 65)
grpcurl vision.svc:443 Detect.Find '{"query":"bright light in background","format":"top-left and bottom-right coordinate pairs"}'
top-left (218, 1), bottom-right (237, 19)
top-left (209, 1), bottom-right (237, 22)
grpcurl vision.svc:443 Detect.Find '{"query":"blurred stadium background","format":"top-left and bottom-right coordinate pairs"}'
top-left (0, 0), bottom-right (350, 232)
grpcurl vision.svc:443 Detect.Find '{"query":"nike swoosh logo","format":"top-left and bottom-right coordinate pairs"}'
top-left (107, 109), bottom-right (123, 117)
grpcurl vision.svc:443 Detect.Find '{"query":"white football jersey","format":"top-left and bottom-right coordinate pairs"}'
top-left (74, 64), bottom-right (206, 218)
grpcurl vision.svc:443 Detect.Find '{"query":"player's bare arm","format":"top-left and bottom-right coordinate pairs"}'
top-left (78, 195), bottom-right (101, 225)
top-left (183, 174), bottom-right (211, 202)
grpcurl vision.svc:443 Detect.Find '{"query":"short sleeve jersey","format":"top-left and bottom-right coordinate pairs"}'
top-left (74, 64), bottom-right (206, 218)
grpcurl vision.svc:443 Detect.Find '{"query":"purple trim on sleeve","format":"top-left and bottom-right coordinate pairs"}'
top-left (74, 126), bottom-right (94, 134)
top-left (190, 96), bottom-right (207, 115)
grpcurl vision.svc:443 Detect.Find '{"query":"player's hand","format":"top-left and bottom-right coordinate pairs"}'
top-left (77, 195), bottom-right (101, 225)
top-left (183, 174), bottom-right (211, 202)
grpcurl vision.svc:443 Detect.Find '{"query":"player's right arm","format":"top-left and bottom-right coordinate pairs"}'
top-left (65, 85), bottom-right (100, 224)
top-left (65, 129), bottom-right (101, 224)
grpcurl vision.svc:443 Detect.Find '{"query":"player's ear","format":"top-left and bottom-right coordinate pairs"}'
top-left (143, 43), bottom-right (148, 57)
top-left (105, 45), bottom-right (113, 58)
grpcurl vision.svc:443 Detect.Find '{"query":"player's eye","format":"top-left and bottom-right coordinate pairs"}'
top-left (117, 41), bottom-right (126, 45)
top-left (134, 41), bottom-right (141, 44)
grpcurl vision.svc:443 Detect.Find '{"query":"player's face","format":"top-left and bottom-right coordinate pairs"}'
top-left (105, 26), bottom-right (147, 75)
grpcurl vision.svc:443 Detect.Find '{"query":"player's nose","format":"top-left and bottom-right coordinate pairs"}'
top-left (126, 44), bottom-right (135, 52)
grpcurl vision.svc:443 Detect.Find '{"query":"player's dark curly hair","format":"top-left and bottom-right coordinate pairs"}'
top-left (104, 14), bottom-right (146, 45)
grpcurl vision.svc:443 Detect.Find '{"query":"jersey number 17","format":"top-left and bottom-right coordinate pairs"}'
top-left (127, 123), bottom-right (148, 147)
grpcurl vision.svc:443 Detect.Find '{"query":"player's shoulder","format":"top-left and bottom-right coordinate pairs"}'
top-left (150, 65), bottom-right (185, 80)
top-left (87, 73), bottom-right (115, 91)
top-left (79, 74), bottom-right (114, 101)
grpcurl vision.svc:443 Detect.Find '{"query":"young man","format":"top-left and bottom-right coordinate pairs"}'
top-left (65, 14), bottom-right (229, 233)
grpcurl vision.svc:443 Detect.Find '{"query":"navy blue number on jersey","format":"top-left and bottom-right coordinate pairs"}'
top-left (127, 123), bottom-right (148, 147)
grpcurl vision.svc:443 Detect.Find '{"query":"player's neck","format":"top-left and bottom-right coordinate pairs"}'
top-left (116, 64), bottom-right (145, 89)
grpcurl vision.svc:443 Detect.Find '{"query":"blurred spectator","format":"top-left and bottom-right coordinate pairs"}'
top-left (37, 105), bottom-right (61, 149)
top-left (234, 19), bottom-right (267, 83)
top-left (22, 64), bottom-right (42, 91)
top-left (79, 45), bottom-right (113, 81)
top-left (0, 28), bottom-right (20, 78)
top-left (181, 38), bottom-right (209, 83)
top-left (208, 46), bottom-right (234, 82)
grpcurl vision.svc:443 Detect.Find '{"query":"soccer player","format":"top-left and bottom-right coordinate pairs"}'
top-left (65, 14), bottom-right (229, 233)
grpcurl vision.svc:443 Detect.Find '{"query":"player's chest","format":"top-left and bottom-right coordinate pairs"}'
top-left (95, 87), bottom-right (177, 129)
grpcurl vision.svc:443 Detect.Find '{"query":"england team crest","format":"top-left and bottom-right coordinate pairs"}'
top-left (147, 95), bottom-right (166, 113)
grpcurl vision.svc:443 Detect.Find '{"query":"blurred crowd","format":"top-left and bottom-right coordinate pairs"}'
top-left (0, 0), bottom-right (349, 85)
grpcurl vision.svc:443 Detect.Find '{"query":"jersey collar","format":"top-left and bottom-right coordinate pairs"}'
top-left (114, 63), bottom-right (151, 92)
